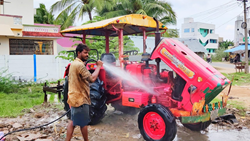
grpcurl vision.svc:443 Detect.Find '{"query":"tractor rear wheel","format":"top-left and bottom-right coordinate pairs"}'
top-left (62, 76), bottom-right (71, 119)
top-left (138, 104), bottom-right (177, 141)
top-left (62, 77), bottom-right (107, 125)
top-left (89, 78), bottom-right (107, 125)
top-left (182, 121), bottom-right (211, 131)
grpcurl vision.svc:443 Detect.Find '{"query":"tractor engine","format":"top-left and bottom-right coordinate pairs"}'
top-left (124, 59), bottom-right (175, 109)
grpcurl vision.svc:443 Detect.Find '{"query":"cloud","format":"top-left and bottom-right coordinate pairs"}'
top-left (225, 25), bottom-right (234, 30)
top-left (34, 0), bottom-right (58, 8)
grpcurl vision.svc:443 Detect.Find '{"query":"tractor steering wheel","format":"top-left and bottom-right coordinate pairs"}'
top-left (85, 59), bottom-right (97, 66)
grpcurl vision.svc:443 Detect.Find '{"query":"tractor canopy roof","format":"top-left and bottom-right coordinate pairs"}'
top-left (60, 14), bottom-right (167, 36)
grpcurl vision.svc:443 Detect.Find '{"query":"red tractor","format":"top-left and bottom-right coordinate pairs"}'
top-left (61, 14), bottom-right (230, 141)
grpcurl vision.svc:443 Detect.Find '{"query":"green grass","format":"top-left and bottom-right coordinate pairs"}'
top-left (211, 97), bottom-right (221, 103)
top-left (222, 72), bottom-right (250, 86)
top-left (0, 85), bottom-right (44, 117)
top-left (227, 100), bottom-right (246, 110)
top-left (49, 94), bottom-right (55, 103)
top-left (227, 100), bottom-right (246, 116)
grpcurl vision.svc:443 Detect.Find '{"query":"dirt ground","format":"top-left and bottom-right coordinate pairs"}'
top-left (1, 66), bottom-right (250, 141)
top-left (1, 83), bottom-right (250, 141)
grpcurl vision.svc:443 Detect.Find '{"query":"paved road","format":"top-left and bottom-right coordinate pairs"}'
top-left (129, 55), bottom-right (250, 72)
top-left (211, 62), bottom-right (250, 70)
top-left (211, 62), bottom-right (235, 69)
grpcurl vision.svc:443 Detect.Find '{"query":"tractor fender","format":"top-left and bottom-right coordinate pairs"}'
top-left (63, 63), bottom-right (71, 78)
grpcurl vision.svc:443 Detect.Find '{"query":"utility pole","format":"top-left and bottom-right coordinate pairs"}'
top-left (243, 0), bottom-right (249, 73)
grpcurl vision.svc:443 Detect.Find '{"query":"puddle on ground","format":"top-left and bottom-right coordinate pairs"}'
top-left (175, 123), bottom-right (250, 141)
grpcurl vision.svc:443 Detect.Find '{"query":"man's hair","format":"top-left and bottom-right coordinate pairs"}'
top-left (76, 43), bottom-right (90, 54)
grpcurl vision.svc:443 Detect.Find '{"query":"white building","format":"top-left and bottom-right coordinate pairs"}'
top-left (234, 16), bottom-right (250, 46)
top-left (0, 0), bottom-right (69, 81)
top-left (181, 18), bottom-right (219, 54)
top-left (0, 0), bottom-right (34, 25)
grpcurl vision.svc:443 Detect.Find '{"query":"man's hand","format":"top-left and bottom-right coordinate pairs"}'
top-left (89, 60), bottom-right (103, 82)
top-left (96, 60), bottom-right (103, 67)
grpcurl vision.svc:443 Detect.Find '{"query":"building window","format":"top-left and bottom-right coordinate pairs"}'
top-left (184, 28), bottom-right (190, 33)
top-left (210, 29), bottom-right (214, 34)
top-left (9, 39), bottom-right (53, 55)
top-left (199, 28), bottom-right (209, 37)
top-left (191, 28), bottom-right (194, 32)
top-left (207, 49), bottom-right (215, 53)
top-left (210, 39), bottom-right (217, 43)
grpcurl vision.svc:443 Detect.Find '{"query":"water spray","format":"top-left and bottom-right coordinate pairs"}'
top-left (103, 62), bottom-right (155, 94)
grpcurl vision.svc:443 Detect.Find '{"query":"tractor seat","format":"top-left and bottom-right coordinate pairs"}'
top-left (100, 53), bottom-right (116, 64)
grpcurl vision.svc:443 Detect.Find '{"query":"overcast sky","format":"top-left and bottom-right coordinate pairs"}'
top-left (34, 0), bottom-right (249, 41)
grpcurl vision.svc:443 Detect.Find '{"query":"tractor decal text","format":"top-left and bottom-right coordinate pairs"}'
top-left (160, 48), bottom-right (195, 79)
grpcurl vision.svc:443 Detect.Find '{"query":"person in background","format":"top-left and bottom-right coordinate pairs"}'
top-left (229, 53), bottom-right (235, 63)
top-left (206, 54), bottom-right (211, 63)
top-left (233, 54), bottom-right (241, 63)
top-left (66, 43), bottom-right (103, 141)
top-left (241, 53), bottom-right (245, 62)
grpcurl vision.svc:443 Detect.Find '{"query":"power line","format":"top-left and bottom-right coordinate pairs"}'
top-left (216, 11), bottom-right (243, 29)
top-left (190, 0), bottom-right (236, 18)
top-left (195, 2), bottom-right (238, 21)
top-left (204, 5), bottom-right (240, 22)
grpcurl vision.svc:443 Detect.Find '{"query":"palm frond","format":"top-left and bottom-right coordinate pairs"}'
top-left (50, 0), bottom-right (78, 13)
top-left (102, 9), bottom-right (128, 18)
top-left (135, 9), bottom-right (147, 15)
top-left (78, 4), bottom-right (88, 20)
top-left (55, 2), bottom-right (79, 21)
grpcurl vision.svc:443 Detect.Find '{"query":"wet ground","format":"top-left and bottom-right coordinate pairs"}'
top-left (1, 102), bottom-right (250, 141)
top-left (1, 62), bottom-right (250, 140)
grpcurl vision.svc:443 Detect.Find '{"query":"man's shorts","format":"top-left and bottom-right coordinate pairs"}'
top-left (71, 104), bottom-right (90, 127)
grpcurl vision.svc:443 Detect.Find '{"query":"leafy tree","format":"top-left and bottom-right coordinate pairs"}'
top-left (162, 29), bottom-right (179, 38)
top-left (34, 3), bottom-right (54, 24)
top-left (50, 0), bottom-right (109, 21)
top-left (98, 0), bottom-right (176, 25)
top-left (214, 48), bottom-right (228, 61)
top-left (56, 36), bottom-right (139, 61)
top-left (57, 15), bottom-right (139, 61)
top-left (82, 16), bottom-right (106, 25)
top-left (54, 11), bottom-right (74, 30)
top-left (219, 40), bottom-right (234, 49)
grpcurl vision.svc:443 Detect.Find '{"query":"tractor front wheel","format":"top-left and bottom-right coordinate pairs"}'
top-left (138, 104), bottom-right (177, 141)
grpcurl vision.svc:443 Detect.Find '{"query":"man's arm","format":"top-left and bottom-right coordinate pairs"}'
top-left (88, 60), bottom-right (103, 83)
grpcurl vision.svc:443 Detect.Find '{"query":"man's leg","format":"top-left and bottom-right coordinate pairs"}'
top-left (80, 126), bottom-right (88, 141)
top-left (66, 120), bottom-right (75, 141)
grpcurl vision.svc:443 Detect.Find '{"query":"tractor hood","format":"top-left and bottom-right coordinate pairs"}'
top-left (150, 38), bottom-right (230, 109)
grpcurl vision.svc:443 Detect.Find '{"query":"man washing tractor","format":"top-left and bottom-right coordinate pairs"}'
top-left (61, 14), bottom-right (231, 141)
top-left (66, 44), bottom-right (103, 141)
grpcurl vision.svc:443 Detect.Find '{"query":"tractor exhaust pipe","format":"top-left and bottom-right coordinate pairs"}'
top-left (153, 18), bottom-right (160, 47)
top-left (153, 18), bottom-right (161, 78)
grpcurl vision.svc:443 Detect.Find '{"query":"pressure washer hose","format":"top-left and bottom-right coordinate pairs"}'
top-left (0, 109), bottom-right (71, 140)
top-left (1, 59), bottom-right (100, 140)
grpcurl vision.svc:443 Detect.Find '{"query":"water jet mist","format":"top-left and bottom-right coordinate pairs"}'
top-left (103, 63), bottom-right (155, 94)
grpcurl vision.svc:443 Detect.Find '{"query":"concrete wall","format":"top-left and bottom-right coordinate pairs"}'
top-left (0, 37), bottom-right (10, 55)
top-left (0, 0), bottom-right (34, 25)
top-left (0, 55), bottom-right (70, 82)
top-left (0, 37), bottom-right (59, 55)
top-left (0, 15), bottom-right (23, 29)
